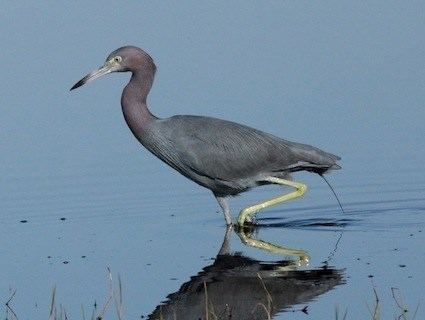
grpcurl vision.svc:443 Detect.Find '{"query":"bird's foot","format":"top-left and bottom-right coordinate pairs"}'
top-left (236, 209), bottom-right (255, 227)
top-left (233, 220), bottom-right (256, 235)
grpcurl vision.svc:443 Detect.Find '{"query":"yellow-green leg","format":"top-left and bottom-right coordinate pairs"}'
top-left (237, 177), bottom-right (307, 227)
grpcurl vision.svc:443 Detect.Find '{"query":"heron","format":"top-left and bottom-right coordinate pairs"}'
top-left (71, 46), bottom-right (341, 227)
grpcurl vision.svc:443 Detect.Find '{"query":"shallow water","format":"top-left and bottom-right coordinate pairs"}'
top-left (2, 151), bottom-right (424, 319)
top-left (1, 2), bottom-right (425, 319)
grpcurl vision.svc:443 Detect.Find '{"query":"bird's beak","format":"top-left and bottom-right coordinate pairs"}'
top-left (70, 64), bottom-right (113, 91)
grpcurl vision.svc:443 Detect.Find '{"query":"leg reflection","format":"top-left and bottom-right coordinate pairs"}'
top-left (234, 225), bottom-right (310, 266)
top-left (218, 225), bottom-right (233, 255)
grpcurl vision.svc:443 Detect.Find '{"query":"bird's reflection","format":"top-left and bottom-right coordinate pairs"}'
top-left (148, 227), bottom-right (345, 319)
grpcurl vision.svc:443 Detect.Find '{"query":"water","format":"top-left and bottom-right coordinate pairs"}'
top-left (1, 2), bottom-right (424, 319)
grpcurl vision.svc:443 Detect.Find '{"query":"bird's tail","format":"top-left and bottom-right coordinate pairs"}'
top-left (319, 174), bottom-right (345, 213)
top-left (285, 140), bottom-right (341, 173)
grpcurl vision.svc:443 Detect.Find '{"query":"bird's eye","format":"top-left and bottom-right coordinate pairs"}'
top-left (114, 56), bottom-right (122, 63)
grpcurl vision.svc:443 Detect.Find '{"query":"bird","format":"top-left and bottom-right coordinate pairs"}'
top-left (71, 46), bottom-right (341, 227)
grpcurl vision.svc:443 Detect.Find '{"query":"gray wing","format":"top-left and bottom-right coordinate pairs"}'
top-left (154, 115), bottom-right (340, 183)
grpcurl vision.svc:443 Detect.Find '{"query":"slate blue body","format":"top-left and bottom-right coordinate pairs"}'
top-left (146, 115), bottom-right (340, 197)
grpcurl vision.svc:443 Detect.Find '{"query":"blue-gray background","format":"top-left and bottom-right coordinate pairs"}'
top-left (1, 1), bottom-right (424, 319)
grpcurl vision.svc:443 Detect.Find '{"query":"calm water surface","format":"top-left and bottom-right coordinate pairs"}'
top-left (1, 2), bottom-right (424, 319)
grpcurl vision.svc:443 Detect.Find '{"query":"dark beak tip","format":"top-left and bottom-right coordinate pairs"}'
top-left (70, 79), bottom-right (85, 91)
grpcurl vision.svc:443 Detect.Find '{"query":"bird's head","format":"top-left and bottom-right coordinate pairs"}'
top-left (70, 46), bottom-right (156, 91)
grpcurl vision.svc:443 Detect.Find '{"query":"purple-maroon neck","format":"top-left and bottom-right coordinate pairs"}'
top-left (121, 68), bottom-right (157, 140)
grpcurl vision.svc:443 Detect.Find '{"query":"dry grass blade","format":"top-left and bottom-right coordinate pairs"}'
top-left (204, 282), bottom-right (208, 320)
top-left (257, 273), bottom-right (272, 312)
top-left (113, 274), bottom-right (124, 320)
top-left (203, 281), bottom-right (218, 320)
top-left (412, 303), bottom-right (420, 320)
top-left (5, 289), bottom-right (17, 306)
top-left (253, 303), bottom-right (271, 320)
top-left (249, 274), bottom-right (273, 319)
top-left (49, 286), bottom-right (57, 320)
top-left (365, 282), bottom-right (380, 320)
top-left (391, 287), bottom-right (409, 320)
top-left (81, 304), bottom-right (86, 320)
top-left (371, 286), bottom-right (380, 320)
top-left (60, 304), bottom-right (69, 320)
top-left (159, 305), bottom-right (163, 320)
top-left (95, 268), bottom-right (114, 320)
top-left (335, 305), bottom-right (348, 320)
top-left (5, 288), bottom-right (19, 320)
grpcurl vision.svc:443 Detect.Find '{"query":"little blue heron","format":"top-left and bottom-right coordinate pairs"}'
top-left (71, 46), bottom-right (341, 226)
